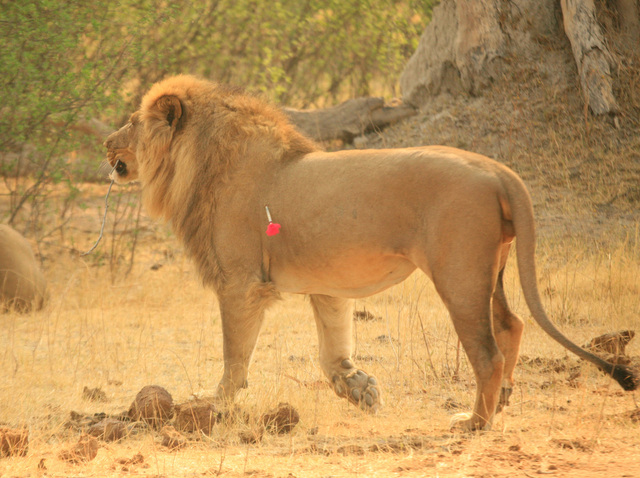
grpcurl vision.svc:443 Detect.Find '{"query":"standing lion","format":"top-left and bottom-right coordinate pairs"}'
top-left (104, 75), bottom-right (637, 431)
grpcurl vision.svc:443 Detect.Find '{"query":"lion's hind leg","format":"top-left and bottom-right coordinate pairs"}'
top-left (428, 250), bottom-right (505, 431)
top-left (310, 294), bottom-right (381, 413)
top-left (493, 268), bottom-right (524, 413)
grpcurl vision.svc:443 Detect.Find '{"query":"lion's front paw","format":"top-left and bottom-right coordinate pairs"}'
top-left (332, 369), bottom-right (381, 413)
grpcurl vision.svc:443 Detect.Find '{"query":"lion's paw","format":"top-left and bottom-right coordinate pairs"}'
top-left (449, 412), bottom-right (492, 432)
top-left (495, 386), bottom-right (512, 414)
top-left (332, 369), bottom-right (381, 413)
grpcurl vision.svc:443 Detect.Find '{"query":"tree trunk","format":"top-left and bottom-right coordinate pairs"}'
top-left (400, 0), bottom-right (507, 105)
top-left (561, 0), bottom-right (618, 115)
top-left (284, 97), bottom-right (416, 143)
top-left (400, 0), bottom-right (636, 116)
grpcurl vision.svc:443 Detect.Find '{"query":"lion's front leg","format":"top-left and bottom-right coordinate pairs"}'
top-left (310, 294), bottom-right (381, 412)
top-left (215, 281), bottom-right (277, 402)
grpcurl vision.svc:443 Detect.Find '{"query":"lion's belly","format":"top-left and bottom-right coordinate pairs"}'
top-left (269, 253), bottom-right (418, 298)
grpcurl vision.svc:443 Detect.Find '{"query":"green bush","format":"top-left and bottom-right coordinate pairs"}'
top-left (0, 0), bottom-right (432, 238)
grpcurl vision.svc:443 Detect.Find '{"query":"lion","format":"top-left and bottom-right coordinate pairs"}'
top-left (104, 75), bottom-right (638, 431)
top-left (0, 225), bottom-right (47, 312)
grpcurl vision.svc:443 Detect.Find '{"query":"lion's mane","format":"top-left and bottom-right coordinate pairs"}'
top-left (136, 75), bottom-right (317, 287)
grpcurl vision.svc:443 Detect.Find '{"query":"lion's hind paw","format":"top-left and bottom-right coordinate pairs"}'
top-left (333, 369), bottom-right (381, 413)
top-left (449, 412), bottom-right (493, 432)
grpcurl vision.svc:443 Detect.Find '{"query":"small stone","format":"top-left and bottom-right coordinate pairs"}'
top-left (161, 426), bottom-right (186, 450)
top-left (443, 398), bottom-right (464, 410)
top-left (353, 310), bottom-right (381, 321)
top-left (337, 444), bottom-right (366, 455)
top-left (174, 399), bottom-right (220, 435)
top-left (261, 402), bottom-right (300, 435)
top-left (82, 386), bottom-right (108, 402)
top-left (584, 330), bottom-right (635, 356)
top-left (239, 426), bottom-right (264, 444)
top-left (58, 434), bottom-right (99, 463)
top-left (115, 452), bottom-right (144, 465)
top-left (87, 418), bottom-right (128, 442)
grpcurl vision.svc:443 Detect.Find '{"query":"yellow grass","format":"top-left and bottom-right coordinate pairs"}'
top-left (0, 205), bottom-right (639, 476)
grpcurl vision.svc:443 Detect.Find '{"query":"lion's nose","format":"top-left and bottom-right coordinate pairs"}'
top-left (104, 130), bottom-right (119, 149)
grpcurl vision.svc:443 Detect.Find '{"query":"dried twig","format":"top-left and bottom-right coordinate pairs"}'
top-left (80, 162), bottom-right (118, 256)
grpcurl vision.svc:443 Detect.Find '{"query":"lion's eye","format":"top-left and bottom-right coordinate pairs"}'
top-left (115, 161), bottom-right (128, 175)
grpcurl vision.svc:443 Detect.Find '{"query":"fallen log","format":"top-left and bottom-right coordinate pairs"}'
top-left (284, 97), bottom-right (416, 143)
top-left (68, 98), bottom-right (416, 148)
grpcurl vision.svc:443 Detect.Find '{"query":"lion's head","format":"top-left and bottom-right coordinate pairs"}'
top-left (104, 75), bottom-right (317, 223)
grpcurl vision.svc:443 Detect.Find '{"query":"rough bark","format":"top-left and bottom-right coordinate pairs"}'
top-left (616, 0), bottom-right (640, 46)
top-left (284, 97), bottom-right (416, 143)
top-left (62, 101), bottom-right (416, 146)
top-left (561, 0), bottom-right (619, 115)
top-left (400, 0), bottom-right (635, 116)
top-left (400, 0), bottom-right (507, 106)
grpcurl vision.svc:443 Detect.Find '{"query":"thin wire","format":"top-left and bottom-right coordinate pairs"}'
top-left (80, 161), bottom-right (118, 257)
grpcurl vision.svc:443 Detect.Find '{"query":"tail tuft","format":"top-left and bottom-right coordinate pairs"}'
top-left (612, 364), bottom-right (640, 391)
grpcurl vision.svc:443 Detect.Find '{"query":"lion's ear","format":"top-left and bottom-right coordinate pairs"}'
top-left (154, 95), bottom-right (183, 129)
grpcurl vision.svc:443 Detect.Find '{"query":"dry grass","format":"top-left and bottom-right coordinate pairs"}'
top-left (2, 31), bottom-right (640, 477)
top-left (0, 202), bottom-right (638, 476)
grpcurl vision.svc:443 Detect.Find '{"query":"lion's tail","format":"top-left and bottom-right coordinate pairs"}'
top-left (499, 169), bottom-right (639, 392)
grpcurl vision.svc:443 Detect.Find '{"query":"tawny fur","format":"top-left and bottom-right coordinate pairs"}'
top-left (0, 225), bottom-right (47, 312)
top-left (104, 75), bottom-right (638, 431)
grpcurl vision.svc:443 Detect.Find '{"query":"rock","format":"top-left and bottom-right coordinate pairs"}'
top-left (174, 399), bottom-right (220, 435)
top-left (260, 402), bottom-right (300, 435)
top-left (87, 418), bottom-right (128, 442)
top-left (353, 310), bottom-right (381, 321)
top-left (160, 426), bottom-right (186, 450)
top-left (112, 452), bottom-right (146, 472)
top-left (82, 386), bottom-right (108, 402)
top-left (58, 434), bottom-right (99, 463)
top-left (584, 330), bottom-right (635, 356)
top-left (128, 385), bottom-right (174, 429)
top-left (239, 426), bottom-right (264, 444)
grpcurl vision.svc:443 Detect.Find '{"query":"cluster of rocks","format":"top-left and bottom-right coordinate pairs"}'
top-left (1, 384), bottom-right (300, 464)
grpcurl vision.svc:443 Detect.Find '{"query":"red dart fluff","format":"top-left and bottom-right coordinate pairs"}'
top-left (265, 206), bottom-right (281, 236)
